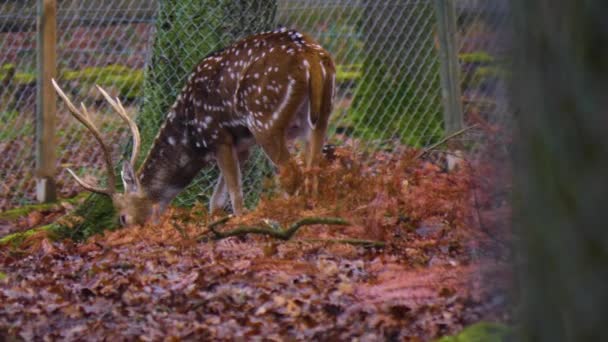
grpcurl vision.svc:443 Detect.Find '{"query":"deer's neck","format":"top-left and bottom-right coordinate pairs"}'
top-left (137, 109), bottom-right (210, 208)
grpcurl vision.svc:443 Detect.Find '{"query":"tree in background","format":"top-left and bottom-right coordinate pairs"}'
top-left (350, 0), bottom-right (442, 147)
top-left (62, 0), bottom-right (277, 239)
top-left (513, 1), bottom-right (608, 340)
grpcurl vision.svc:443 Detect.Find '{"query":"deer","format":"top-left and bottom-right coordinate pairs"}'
top-left (52, 28), bottom-right (336, 226)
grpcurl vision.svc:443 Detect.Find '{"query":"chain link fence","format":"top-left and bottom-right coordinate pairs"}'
top-left (0, 0), bottom-right (511, 211)
top-left (456, 0), bottom-right (511, 159)
top-left (0, 0), bottom-right (156, 210)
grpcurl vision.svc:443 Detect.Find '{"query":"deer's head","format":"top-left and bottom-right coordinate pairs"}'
top-left (52, 79), bottom-right (156, 226)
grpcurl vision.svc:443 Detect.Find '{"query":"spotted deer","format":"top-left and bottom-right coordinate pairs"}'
top-left (53, 28), bottom-right (335, 226)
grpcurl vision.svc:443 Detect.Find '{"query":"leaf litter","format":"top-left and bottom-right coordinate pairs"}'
top-left (0, 144), bottom-right (512, 340)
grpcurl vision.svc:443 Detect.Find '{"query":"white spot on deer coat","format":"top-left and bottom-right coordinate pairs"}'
top-left (272, 78), bottom-right (295, 121)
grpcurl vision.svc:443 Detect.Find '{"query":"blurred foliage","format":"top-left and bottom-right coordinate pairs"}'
top-left (349, 1), bottom-right (443, 147)
top-left (277, 6), bottom-right (365, 65)
top-left (350, 58), bottom-right (442, 147)
top-left (0, 110), bottom-right (32, 141)
top-left (1, 63), bottom-right (144, 104)
top-left (459, 51), bottom-right (495, 64)
top-left (458, 51), bottom-right (509, 91)
top-left (513, 1), bottom-right (608, 340)
top-left (336, 64), bottom-right (362, 83)
top-left (1, 64), bottom-right (35, 84)
top-left (0, 63), bottom-right (15, 80)
top-left (436, 322), bottom-right (513, 342)
top-left (62, 65), bottom-right (144, 100)
top-left (2, 60), bottom-right (359, 105)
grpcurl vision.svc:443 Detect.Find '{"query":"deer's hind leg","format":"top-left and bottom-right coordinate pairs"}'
top-left (253, 132), bottom-right (301, 195)
top-left (303, 120), bottom-right (329, 196)
top-left (304, 62), bottom-right (334, 196)
top-left (248, 88), bottom-right (308, 196)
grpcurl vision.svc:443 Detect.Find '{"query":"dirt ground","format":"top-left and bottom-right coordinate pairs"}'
top-left (0, 145), bottom-right (513, 340)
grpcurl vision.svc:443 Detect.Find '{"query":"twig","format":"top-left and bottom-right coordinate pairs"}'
top-left (208, 216), bottom-right (232, 230)
top-left (201, 216), bottom-right (350, 241)
top-left (282, 217), bottom-right (350, 239)
top-left (296, 238), bottom-right (386, 248)
top-left (172, 221), bottom-right (189, 240)
top-left (415, 124), bottom-right (478, 160)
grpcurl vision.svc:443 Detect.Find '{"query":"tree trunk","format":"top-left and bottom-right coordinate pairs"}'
top-left (512, 1), bottom-right (608, 340)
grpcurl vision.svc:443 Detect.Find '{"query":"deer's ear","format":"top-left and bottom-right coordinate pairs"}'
top-left (121, 161), bottom-right (140, 193)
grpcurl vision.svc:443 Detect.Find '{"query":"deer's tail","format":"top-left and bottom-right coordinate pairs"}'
top-left (308, 54), bottom-right (335, 130)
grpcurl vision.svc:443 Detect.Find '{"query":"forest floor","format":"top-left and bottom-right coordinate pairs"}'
top-left (0, 144), bottom-right (513, 340)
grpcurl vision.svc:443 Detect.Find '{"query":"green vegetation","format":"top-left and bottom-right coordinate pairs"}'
top-left (336, 64), bottom-right (362, 83)
top-left (459, 51), bottom-right (495, 64)
top-left (0, 63), bottom-right (16, 80)
top-left (1, 63), bottom-right (144, 108)
top-left (0, 193), bottom-right (87, 221)
top-left (277, 7), bottom-right (365, 66)
top-left (458, 51), bottom-right (509, 89)
top-left (349, 1), bottom-right (443, 147)
top-left (1, 64), bottom-right (35, 84)
top-left (436, 322), bottom-right (513, 342)
top-left (0, 111), bottom-right (32, 141)
top-left (472, 66), bottom-right (508, 86)
top-left (0, 61), bottom-right (359, 105)
top-left (0, 225), bottom-right (51, 247)
top-left (57, 194), bottom-right (118, 241)
top-left (62, 65), bottom-right (144, 100)
top-left (349, 58), bottom-right (443, 147)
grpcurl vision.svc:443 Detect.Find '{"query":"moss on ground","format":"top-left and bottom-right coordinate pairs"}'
top-left (435, 322), bottom-right (513, 342)
top-left (54, 194), bottom-right (117, 241)
top-left (0, 224), bottom-right (57, 247)
top-left (0, 194), bottom-right (87, 221)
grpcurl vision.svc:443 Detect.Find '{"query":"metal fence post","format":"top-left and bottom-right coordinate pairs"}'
top-left (35, 0), bottom-right (57, 202)
top-left (434, 0), bottom-right (463, 136)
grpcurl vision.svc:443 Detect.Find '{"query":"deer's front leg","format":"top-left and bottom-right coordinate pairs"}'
top-left (215, 143), bottom-right (244, 215)
top-left (209, 176), bottom-right (228, 215)
top-left (210, 149), bottom-right (250, 214)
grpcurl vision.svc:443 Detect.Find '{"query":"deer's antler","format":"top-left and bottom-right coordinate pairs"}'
top-left (52, 78), bottom-right (116, 196)
top-left (95, 85), bottom-right (141, 168)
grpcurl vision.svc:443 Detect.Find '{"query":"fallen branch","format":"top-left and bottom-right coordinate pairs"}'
top-left (415, 124), bottom-right (478, 160)
top-left (200, 216), bottom-right (353, 242)
top-left (172, 221), bottom-right (189, 240)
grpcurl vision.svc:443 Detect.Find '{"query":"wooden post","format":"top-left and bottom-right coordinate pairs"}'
top-left (36, 0), bottom-right (57, 202)
top-left (434, 0), bottom-right (464, 169)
